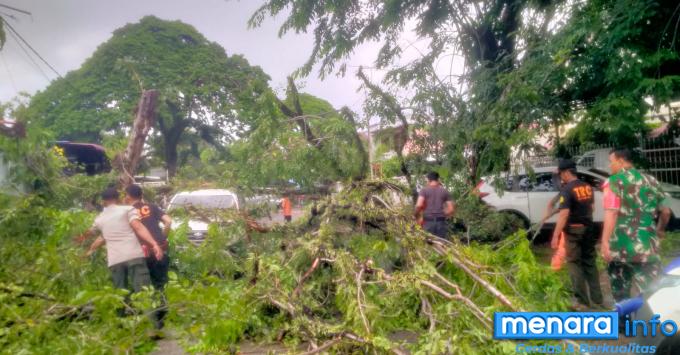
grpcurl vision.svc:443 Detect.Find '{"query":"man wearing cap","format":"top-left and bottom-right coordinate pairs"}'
top-left (552, 159), bottom-right (604, 310)
top-left (124, 184), bottom-right (172, 291)
top-left (600, 148), bottom-right (671, 301)
top-left (80, 187), bottom-right (163, 294)
top-left (415, 171), bottom-right (455, 239)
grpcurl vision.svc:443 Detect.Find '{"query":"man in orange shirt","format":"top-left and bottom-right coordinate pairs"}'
top-left (281, 195), bottom-right (293, 222)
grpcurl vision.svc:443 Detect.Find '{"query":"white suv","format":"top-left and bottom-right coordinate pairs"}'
top-left (167, 189), bottom-right (240, 244)
top-left (477, 166), bottom-right (680, 230)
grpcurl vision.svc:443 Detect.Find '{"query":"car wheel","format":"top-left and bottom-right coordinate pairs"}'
top-left (499, 211), bottom-right (530, 233)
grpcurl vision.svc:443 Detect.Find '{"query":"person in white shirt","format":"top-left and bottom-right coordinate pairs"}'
top-left (78, 187), bottom-right (163, 293)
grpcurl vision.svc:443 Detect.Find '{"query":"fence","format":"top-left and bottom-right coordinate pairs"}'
top-left (515, 136), bottom-right (680, 186)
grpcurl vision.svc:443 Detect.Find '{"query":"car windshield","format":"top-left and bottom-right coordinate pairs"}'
top-left (170, 194), bottom-right (236, 210)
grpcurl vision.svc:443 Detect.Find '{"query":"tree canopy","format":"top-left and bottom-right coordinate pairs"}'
top-left (250, 0), bottom-right (680, 183)
top-left (26, 16), bottom-right (270, 176)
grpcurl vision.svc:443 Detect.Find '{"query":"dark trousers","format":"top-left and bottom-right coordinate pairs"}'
top-left (109, 257), bottom-right (152, 292)
top-left (147, 254), bottom-right (170, 328)
top-left (284, 215), bottom-right (292, 222)
top-left (109, 258), bottom-right (155, 321)
top-left (607, 261), bottom-right (661, 302)
top-left (424, 219), bottom-right (448, 239)
top-left (147, 254), bottom-right (170, 290)
top-left (564, 225), bottom-right (603, 306)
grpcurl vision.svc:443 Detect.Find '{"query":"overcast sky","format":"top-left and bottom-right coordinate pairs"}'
top-left (0, 0), bottom-right (410, 116)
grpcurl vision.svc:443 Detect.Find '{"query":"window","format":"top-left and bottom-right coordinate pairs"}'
top-left (169, 194), bottom-right (236, 210)
top-left (578, 173), bottom-right (604, 191)
top-left (504, 173), bottom-right (559, 192)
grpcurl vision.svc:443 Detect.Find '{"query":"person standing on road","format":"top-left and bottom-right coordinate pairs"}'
top-left (79, 187), bottom-right (163, 296)
top-left (124, 185), bottom-right (172, 291)
top-left (551, 159), bottom-right (604, 310)
top-left (281, 195), bottom-right (293, 223)
top-left (415, 171), bottom-right (455, 239)
top-left (124, 185), bottom-right (171, 329)
top-left (600, 148), bottom-right (671, 301)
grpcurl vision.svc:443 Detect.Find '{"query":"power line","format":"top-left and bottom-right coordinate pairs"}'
top-left (5, 24), bottom-right (52, 83)
top-left (0, 3), bottom-right (31, 16)
top-left (3, 19), bottom-right (63, 79)
top-left (1, 51), bottom-right (18, 92)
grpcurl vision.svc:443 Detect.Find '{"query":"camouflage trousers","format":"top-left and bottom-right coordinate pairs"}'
top-left (606, 261), bottom-right (661, 302)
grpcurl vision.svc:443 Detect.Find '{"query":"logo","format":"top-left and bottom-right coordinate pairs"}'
top-left (494, 312), bottom-right (618, 340)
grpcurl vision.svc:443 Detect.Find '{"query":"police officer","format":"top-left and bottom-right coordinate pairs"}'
top-left (552, 159), bottom-right (604, 310)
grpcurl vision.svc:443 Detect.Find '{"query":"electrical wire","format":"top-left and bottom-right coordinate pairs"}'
top-left (1, 50), bottom-right (18, 92)
top-left (0, 3), bottom-right (31, 16)
top-left (5, 24), bottom-right (52, 83)
top-left (3, 19), bottom-right (63, 79)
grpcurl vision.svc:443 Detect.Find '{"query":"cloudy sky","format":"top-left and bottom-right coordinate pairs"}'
top-left (0, 0), bottom-right (410, 115)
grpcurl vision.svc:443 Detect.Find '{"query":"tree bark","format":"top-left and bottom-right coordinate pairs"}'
top-left (163, 129), bottom-right (182, 178)
top-left (158, 99), bottom-right (189, 179)
top-left (116, 90), bottom-right (159, 187)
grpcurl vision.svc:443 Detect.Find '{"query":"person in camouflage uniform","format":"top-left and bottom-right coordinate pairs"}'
top-left (600, 148), bottom-right (672, 301)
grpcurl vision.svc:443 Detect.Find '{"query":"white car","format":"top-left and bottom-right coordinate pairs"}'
top-left (477, 166), bottom-right (680, 230)
top-left (167, 189), bottom-right (240, 244)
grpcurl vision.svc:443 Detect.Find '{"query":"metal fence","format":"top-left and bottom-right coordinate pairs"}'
top-left (640, 137), bottom-right (680, 186)
top-left (515, 136), bottom-right (680, 186)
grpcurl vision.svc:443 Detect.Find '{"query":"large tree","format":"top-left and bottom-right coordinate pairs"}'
top-left (27, 16), bottom-right (269, 177)
top-left (249, 0), bottom-right (680, 183)
top-left (249, 0), bottom-right (565, 183)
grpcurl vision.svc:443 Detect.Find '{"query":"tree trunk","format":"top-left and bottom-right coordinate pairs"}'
top-left (163, 124), bottom-right (184, 179)
top-left (165, 143), bottom-right (179, 178)
top-left (116, 90), bottom-right (159, 187)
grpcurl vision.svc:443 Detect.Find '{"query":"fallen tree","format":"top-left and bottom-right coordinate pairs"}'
top-left (0, 177), bottom-right (571, 354)
top-left (167, 180), bottom-right (572, 354)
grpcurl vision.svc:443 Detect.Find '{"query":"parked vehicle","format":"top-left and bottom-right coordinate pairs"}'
top-left (575, 148), bottom-right (611, 171)
top-left (55, 141), bottom-right (111, 175)
top-left (167, 189), bottom-right (240, 244)
top-left (477, 166), bottom-right (680, 231)
top-left (134, 175), bottom-right (166, 188)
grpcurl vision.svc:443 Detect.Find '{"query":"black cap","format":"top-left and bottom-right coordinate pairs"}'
top-left (125, 184), bottom-right (143, 199)
top-left (557, 159), bottom-right (576, 172)
top-left (101, 187), bottom-right (120, 201)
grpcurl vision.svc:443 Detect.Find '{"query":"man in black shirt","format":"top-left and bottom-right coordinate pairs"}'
top-left (552, 159), bottom-right (603, 310)
top-left (125, 185), bottom-right (172, 328)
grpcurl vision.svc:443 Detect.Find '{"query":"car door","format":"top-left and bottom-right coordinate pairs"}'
top-left (527, 172), bottom-right (561, 224)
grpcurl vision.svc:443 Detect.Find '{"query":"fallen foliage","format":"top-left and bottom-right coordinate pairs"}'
top-left (1, 180), bottom-right (572, 354)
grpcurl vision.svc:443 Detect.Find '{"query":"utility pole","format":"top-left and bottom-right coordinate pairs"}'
top-left (366, 115), bottom-right (373, 179)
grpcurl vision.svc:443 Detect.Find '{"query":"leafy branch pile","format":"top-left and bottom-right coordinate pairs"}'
top-left (164, 181), bottom-right (571, 354)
